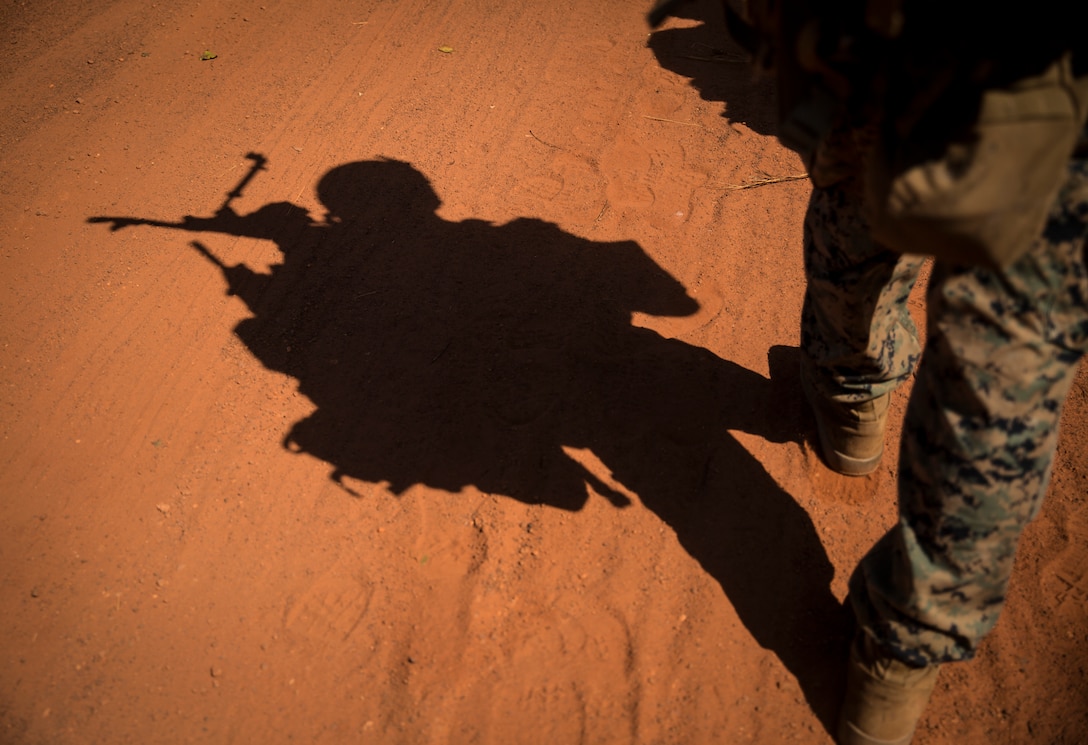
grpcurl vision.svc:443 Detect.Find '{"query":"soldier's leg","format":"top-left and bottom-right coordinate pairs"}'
top-left (801, 184), bottom-right (926, 401)
top-left (849, 158), bottom-right (1088, 666)
top-left (839, 157), bottom-right (1088, 745)
top-left (801, 125), bottom-right (927, 474)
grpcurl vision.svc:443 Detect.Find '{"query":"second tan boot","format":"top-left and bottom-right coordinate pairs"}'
top-left (837, 632), bottom-right (940, 745)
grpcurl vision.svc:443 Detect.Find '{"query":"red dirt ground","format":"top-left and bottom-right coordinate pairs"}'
top-left (2, 1), bottom-right (1086, 743)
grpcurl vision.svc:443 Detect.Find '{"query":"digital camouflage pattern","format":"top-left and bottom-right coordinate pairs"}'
top-left (800, 120), bottom-right (926, 406)
top-left (803, 127), bottom-right (1088, 665)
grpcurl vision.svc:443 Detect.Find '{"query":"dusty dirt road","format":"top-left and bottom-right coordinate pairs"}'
top-left (2, 1), bottom-right (1086, 743)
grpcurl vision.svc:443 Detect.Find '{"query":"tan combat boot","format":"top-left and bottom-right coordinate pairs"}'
top-left (837, 632), bottom-right (940, 745)
top-left (802, 375), bottom-right (890, 476)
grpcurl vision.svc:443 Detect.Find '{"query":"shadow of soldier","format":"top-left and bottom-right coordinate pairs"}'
top-left (89, 157), bottom-right (846, 734)
top-left (647, 0), bottom-right (778, 136)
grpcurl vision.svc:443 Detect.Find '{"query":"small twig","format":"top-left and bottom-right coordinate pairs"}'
top-left (282, 183), bottom-right (308, 217)
top-left (678, 54), bottom-right (747, 64)
top-left (724, 173), bottom-right (809, 191)
top-left (528, 130), bottom-right (560, 149)
top-left (641, 115), bottom-right (699, 127)
top-left (431, 340), bottom-right (451, 363)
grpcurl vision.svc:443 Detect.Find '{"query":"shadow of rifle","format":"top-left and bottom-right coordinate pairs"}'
top-left (87, 152), bottom-right (270, 269)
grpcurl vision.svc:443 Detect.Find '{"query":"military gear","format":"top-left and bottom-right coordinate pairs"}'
top-left (838, 631), bottom-right (940, 745)
top-left (648, 0), bottom-right (1088, 268)
top-left (648, 0), bottom-right (1088, 716)
top-left (803, 125), bottom-right (1088, 662)
top-left (869, 51), bottom-right (1088, 268)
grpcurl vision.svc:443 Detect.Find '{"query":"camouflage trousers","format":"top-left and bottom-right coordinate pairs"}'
top-left (801, 132), bottom-right (1088, 665)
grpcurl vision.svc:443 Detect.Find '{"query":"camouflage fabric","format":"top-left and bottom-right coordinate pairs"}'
top-left (803, 130), bottom-right (1088, 665)
top-left (800, 120), bottom-right (927, 405)
top-left (800, 120), bottom-right (926, 406)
